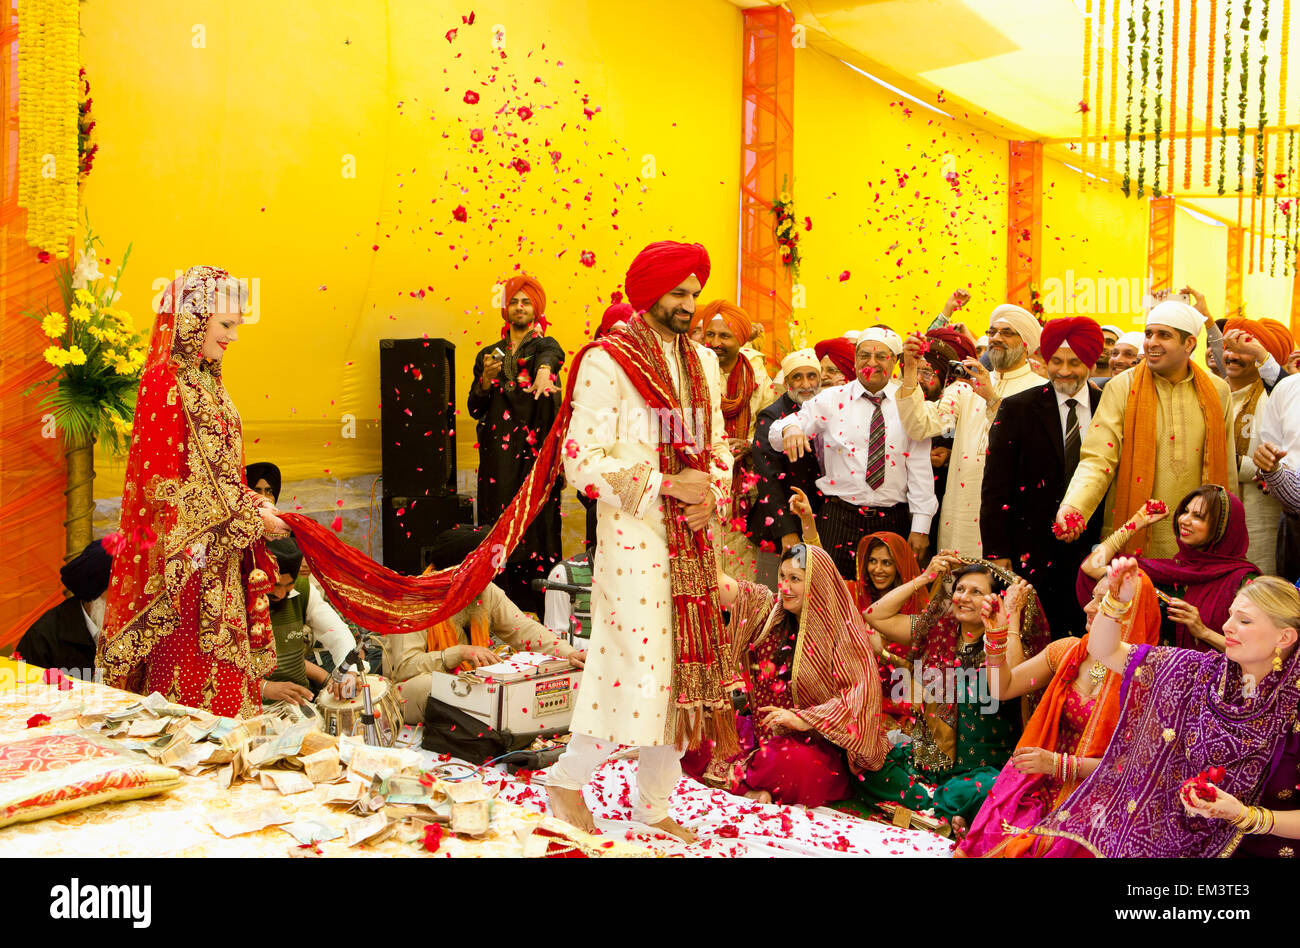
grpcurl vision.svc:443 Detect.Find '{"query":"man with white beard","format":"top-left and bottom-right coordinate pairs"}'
top-left (897, 304), bottom-right (1044, 558)
top-left (747, 349), bottom-right (825, 559)
top-left (17, 540), bottom-right (112, 680)
top-left (981, 318), bottom-right (1106, 639)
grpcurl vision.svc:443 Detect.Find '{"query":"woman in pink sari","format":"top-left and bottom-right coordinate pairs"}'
top-left (680, 543), bottom-right (888, 806)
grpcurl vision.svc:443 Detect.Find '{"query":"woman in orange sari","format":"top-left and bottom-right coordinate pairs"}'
top-left (954, 570), bottom-right (1161, 857)
top-left (96, 267), bottom-right (289, 716)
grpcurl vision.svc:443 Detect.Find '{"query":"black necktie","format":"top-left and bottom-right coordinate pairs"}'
top-left (1064, 398), bottom-right (1081, 473)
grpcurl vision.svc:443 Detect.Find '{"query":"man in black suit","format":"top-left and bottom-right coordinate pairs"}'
top-left (981, 318), bottom-right (1107, 639)
top-left (15, 540), bottom-right (112, 678)
top-left (747, 349), bottom-right (825, 560)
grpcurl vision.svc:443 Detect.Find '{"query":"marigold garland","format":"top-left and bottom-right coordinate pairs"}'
top-left (1095, 0), bottom-right (1106, 179)
top-left (1110, 0), bottom-right (1122, 172)
top-left (1138, 0), bottom-right (1150, 197)
top-left (16, 0), bottom-right (79, 258)
top-left (1273, 0), bottom-right (1290, 274)
top-left (1286, 130), bottom-right (1296, 276)
top-left (1185, 0), bottom-right (1196, 190)
top-left (1237, 0), bottom-right (1251, 194)
top-left (1205, 0), bottom-right (1218, 186)
top-left (1123, 5), bottom-right (1137, 196)
top-left (1219, 0), bottom-right (1233, 195)
top-left (1082, 0), bottom-right (1093, 190)
top-left (1168, 0), bottom-right (1179, 195)
top-left (1153, 2), bottom-right (1165, 197)
top-left (1256, 0), bottom-right (1269, 200)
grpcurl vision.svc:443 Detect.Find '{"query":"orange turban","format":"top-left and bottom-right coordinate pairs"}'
top-left (1226, 316), bottom-right (1295, 366)
top-left (623, 241), bottom-right (711, 313)
top-left (696, 300), bottom-right (752, 344)
top-left (501, 273), bottom-right (547, 324)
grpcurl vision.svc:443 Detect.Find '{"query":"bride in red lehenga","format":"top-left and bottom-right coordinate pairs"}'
top-left (96, 266), bottom-right (290, 716)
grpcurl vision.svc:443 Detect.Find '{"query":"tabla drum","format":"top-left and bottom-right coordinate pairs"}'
top-left (315, 675), bottom-right (403, 747)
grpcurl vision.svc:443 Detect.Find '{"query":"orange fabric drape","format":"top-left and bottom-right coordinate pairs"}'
top-left (0, 0), bottom-right (72, 652)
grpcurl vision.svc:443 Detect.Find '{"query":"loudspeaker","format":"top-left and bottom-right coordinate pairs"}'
top-left (381, 491), bottom-right (475, 576)
top-left (379, 337), bottom-right (456, 497)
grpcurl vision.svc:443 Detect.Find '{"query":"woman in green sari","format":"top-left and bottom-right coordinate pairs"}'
top-left (855, 554), bottom-right (1048, 833)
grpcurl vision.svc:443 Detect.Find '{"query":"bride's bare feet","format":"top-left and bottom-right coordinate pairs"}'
top-left (650, 816), bottom-right (696, 843)
top-left (950, 815), bottom-right (969, 841)
top-left (547, 785), bottom-right (596, 834)
top-left (743, 789), bottom-right (772, 804)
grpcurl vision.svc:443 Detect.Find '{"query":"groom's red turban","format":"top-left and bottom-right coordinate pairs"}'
top-left (624, 241), bottom-right (711, 313)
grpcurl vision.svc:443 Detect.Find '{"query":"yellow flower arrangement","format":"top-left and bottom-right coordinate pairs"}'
top-left (74, 288), bottom-right (94, 307)
top-left (69, 302), bottom-right (92, 322)
top-left (17, 0), bottom-right (80, 257)
top-left (41, 312), bottom-right (66, 337)
top-left (67, 346), bottom-right (86, 366)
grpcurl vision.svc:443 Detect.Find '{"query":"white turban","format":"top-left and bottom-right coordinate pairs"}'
top-left (1115, 330), bottom-right (1145, 352)
top-left (976, 335), bottom-right (989, 347)
top-left (1101, 324), bottom-right (1124, 337)
top-left (843, 330), bottom-right (861, 343)
top-left (1145, 299), bottom-right (1202, 337)
top-left (989, 303), bottom-right (1043, 353)
top-left (780, 348), bottom-right (820, 377)
top-left (856, 326), bottom-right (903, 356)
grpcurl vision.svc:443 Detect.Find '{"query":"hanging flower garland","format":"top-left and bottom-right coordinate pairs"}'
top-left (1081, 0), bottom-right (1092, 189)
top-left (770, 186), bottom-right (802, 280)
top-left (1123, 4), bottom-right (1137, 196)
top-left (1205, 0), bottom-right (1218, 186)
top-left (1137, 0), bottom-right (1150, 197)
top-left (1095, 0), bottom-right (1106, 175)
top-left (1273, 0), bottom-right (1290, 275)
top-left (16, 0), bottom-right (80, 258)
top-left (1237, 0), bottom-right (1251, 194)
top-left (77, 68), bottom-right (98, 181)
top-left (1153, 2), bottom-right (1165, 197)
top-left (1286, 130), bottom-right (1296, 276)
top-left (1256, 0), bottom-right (1269, 198)
top-left (1110, 0), bottom-right (1122, 172)
top-left (1219, 0), bottom-right (1233, 195)
top-left (1185, 0), bottom-right (1196, 189)
top-left (1168, 0), bottom-right (1179, 195)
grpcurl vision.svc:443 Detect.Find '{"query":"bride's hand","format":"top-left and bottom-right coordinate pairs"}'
top-left (260, 506), bottom-right (290, 538)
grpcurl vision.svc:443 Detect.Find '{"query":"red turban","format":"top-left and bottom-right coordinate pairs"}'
top-left (925, 326), bottom-right (976, 362)
top-left (1225, 316), bottom-right (1296, 366)
top-left (596, 302), bottom-right (634, 339)
top-left (623, 241), bottom-right (711, 313)
top-left (814, 337), bottom-right (856, 379)
top-left (500, 274), bottom-right (547, 335)
top-left (1039, 316), bottom-right (1105, 367)
top-left (696, 300), bottom-right (752, 343)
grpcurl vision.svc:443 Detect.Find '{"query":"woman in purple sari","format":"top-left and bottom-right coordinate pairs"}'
top-left (1080, 484), bottom-right (1257, 652)
top-left (1029, 561), bottom-right (1300, 857)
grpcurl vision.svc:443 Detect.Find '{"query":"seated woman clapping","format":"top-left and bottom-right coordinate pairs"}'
top-left (855, 554), bottom-right (1049, 834)
top-left (955, 569), bottom-right (1162, 857)
top-left (683, 542), bottom-right (888, 808)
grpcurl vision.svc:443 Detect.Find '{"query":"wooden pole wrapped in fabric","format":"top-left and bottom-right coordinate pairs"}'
top-left (739, 5), bottom-right (793, 361)
top-left (1147, 196), bottom-right (1177, 293)
top-left (1006, 141), bottom-right (1043, 310)
top-left (0, 0), bottom-right (72, 650)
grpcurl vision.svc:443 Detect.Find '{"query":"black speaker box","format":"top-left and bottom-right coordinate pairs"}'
top-left (379, 337), bottom-right (456, 498)
top-left (381, 491), bottom-right (475, 576)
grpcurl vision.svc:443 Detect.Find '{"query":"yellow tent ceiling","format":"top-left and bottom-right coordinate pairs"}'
top-left (735, 0), bottom-right (1300, 229)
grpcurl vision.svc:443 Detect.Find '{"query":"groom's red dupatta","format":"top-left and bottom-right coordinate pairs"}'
top-left (283, 315), bottom-right (738, 753)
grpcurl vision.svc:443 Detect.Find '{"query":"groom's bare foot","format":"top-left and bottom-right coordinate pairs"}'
top-left (650, 816), bottom-right (695, 844)
top-left (547, 785), bottom-right (596, 834)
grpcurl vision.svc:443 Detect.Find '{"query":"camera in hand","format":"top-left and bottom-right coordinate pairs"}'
top-left (948, 360), bottom-right (972, 380)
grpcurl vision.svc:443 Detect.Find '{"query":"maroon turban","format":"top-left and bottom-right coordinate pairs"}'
top-left (814, 337), bottom-right (856, 379)
top-left (623, 241), bottom-right (711, 313)
top-left (596, 302), bottom-right (634, 339)
top-left (1039, 316), bottom-right (1105, 367)
top-left (925, 326), bottom-right (976, 362)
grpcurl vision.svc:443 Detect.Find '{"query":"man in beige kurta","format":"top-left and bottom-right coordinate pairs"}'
top-left (382, 582), bottom-right (582, 725)
top-left (1058, 300), bottom-right (1236, 561)
top-left (896, 303), bottom-right (1045, 558)
top-left (547, 244), bottom-right (731, 843)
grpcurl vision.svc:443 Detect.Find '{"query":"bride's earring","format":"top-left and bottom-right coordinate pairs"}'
top-left (1273, 642), bottom-right (1284, 674)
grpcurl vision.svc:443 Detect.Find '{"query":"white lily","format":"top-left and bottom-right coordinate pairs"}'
top-left (71, 249), bottom-right (104, 290)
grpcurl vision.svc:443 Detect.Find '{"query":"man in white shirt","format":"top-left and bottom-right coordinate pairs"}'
top-left (1255, 371), bottom-right (1300, 577)
top-left (896, 303), bottom-right (1045, 558)
top-left (771, 326), bottom-right (936, 580)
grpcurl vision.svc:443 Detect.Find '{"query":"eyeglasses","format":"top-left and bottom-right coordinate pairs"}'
top-left (986, 327), bottom-right (1021, 340)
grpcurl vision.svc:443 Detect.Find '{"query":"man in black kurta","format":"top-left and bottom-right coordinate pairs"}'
top-left (467, 273), bottom-right (564, 614)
